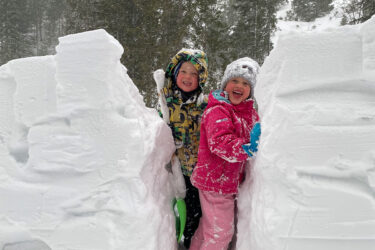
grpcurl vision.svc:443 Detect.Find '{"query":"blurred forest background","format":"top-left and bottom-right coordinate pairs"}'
top-left (0, 0), bottom-right (374, 106)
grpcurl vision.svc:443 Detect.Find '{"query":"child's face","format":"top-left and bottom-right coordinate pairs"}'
top-left (176, 62), bottom-right (199, 92)
top-left (224, 77), bottom-right (251, 105)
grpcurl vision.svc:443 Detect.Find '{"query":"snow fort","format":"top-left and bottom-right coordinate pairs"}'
top-left (0, 17), bottom-right (374, 250)
top-left (0, 29), bottom-right (176, 250)
top-left (236, 16), bottom-right (375, 250)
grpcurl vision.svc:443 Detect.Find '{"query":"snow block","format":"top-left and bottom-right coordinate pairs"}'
top-left (237, 16), bottom-right (375, 250)
top-left (0, 30), bottom-right (176, 250)
top-left (3, 239), bottom-right (51, 250)
top-left (361, 16), bottom-right (375, 80)
top-left (55, 29), bottom-right (123, 113)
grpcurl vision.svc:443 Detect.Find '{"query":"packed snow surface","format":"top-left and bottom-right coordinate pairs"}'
top-left (0, 29), bottom-right (176, 250)
top-left (237, 16), bottom-right (375, 250)
top-left (1, 17), bottom-right (375, 250)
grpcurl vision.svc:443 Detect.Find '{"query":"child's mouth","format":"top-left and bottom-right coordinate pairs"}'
top-left (233, 90), bottom-right (243, 97)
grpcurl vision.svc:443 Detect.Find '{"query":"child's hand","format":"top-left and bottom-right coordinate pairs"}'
top-left (250, 122), bottom-right (261, 151)
top-left (153, 69), bottom-right (165, 92)
top-left (242, 122), bottom-right (261, 157)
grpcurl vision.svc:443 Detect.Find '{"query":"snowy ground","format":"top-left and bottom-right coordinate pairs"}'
top-left (274, 0), bottom-right (345, 44)
top-left (0, 11), bottom-right (374, 250)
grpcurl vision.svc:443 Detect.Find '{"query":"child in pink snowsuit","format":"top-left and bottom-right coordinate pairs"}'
top-left (190, 57), bottom-right (261, 250)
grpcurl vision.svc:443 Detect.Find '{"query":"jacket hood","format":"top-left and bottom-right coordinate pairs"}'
top-left (165, 48), bottom-right (208, 90)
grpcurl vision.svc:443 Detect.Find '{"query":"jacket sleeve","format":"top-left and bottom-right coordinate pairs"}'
top-left (204, 106), bottom-right (249, 163)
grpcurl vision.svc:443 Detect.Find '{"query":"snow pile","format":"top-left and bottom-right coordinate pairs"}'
top-left (0, 29), bottom-right (176, 250)
top-left (274, 0), bottom-right (343, 44)
top-left (237, 16), bottom-right (375, 250)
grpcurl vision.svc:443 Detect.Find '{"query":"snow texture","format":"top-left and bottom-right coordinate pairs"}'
top-left (0, 29), bottom-right (176, 250)
top-left (0, 15), bottom-right (375, 250)
top-left (237, 16), bottom-right (375, 250)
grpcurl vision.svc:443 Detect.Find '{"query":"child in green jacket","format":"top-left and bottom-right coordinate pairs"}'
top-left (156, 48), bottom-right (208, 248)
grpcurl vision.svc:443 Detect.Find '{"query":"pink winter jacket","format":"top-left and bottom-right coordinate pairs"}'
top-left (191, 90), bottom-right (259, 194)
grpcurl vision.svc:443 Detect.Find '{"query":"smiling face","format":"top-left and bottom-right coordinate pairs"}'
top-left (176, 62), bottom-right (199, 92)
top-left (224, 77), bottom-right (251, 105)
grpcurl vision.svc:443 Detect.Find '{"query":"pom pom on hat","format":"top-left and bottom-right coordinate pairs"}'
top-left (221, 57), bottom-right (260, 91)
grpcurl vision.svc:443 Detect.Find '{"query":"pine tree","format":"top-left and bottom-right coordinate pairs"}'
top-left (187, 0), bottom-right (232, 90)
top-left (362, 0), bottom-right (375, 22)
top-left (0, 0), bottom-right (33, 64)
top-left (341, 0), bottom-right (375, 24)
top-left (42, 0), bottom-right (69, 54)
top-left (228, 0), bottom-right (281, 65)
top-left (291, 0), bottom-right (333, 22)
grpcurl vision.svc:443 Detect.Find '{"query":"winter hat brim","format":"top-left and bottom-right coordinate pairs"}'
top-left (221, 57), bottom-right (260, 92)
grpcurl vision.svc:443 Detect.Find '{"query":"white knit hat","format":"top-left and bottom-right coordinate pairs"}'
top-left (221, 57), bottom-right (260, 91)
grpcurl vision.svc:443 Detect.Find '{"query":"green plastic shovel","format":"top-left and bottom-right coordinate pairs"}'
top-left (173, 197), bottom-right (187, 242)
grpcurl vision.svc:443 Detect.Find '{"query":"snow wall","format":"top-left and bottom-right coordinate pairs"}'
top-left (237, 16), bottom-right (375, 250)
top-left (0, 29), bottom-right (177, 250)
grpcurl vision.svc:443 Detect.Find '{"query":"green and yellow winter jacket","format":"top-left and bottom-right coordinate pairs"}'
top-left (163, 49), bottom-right (208, 176)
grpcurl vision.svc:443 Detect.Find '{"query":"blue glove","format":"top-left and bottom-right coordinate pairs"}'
top-left (242, 122), bottom-right (261, 157)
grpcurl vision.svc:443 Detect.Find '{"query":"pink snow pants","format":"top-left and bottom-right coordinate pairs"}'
top-left (189, 190), bottom-right (235, 250)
